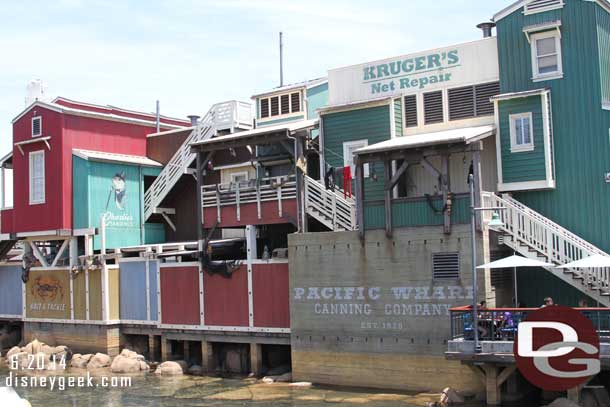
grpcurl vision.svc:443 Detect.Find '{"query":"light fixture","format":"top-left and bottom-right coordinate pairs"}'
top-left (488, 212), bottom-right (505, 229)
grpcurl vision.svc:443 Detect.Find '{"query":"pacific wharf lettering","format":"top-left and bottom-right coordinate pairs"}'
top-left (293, 285), bottom-right (473, 318)
top-left (363, 50), bottom-right (460, 94)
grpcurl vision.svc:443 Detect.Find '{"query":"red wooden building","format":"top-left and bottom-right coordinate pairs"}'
top-left (1, 97), bottom-right (189, 237)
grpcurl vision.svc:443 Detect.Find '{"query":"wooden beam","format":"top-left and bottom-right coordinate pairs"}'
top-left (384, 160), bottom-right (392, 238)
top-left (28, 241), bottom-right (49, 268)
top-left (472, 146), bottom-right (483, 231)
top-left (385, 160), bottom-right (409, 191)
top-left (355, 163), bottom-right (365, 241)
top-left (420, 157), bottom-right (441, 182)
top-left (51, 238), bottom-right (70, 267)
top-left (356, 142), bottom-right (483, 164)
top-left (497, 365), bottom-right (517, 386)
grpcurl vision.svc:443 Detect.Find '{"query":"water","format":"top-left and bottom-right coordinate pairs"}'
top-left (0, 365), bottom-right (489, 407)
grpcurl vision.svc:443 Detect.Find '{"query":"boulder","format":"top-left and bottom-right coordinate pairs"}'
top-left (544, 398), bottom-right (582, 407)
top-left (439, 387), bottom-right (465, 406)
top-left (289, 382), bottom-right (312, 387)
top-left (154, 361), bottom-right (185, 376)
top-left (139, 361), bottom-right (150, 372)
top-left (71, 354), bottom-right (92, 369)
top-left (24, 339), bottom-right (44, 355)
top-left (6, 346), bottom-right (21, 359)
top-left (87, 353), bottom-right (111, 369)
top-left (187, 365), bottom-right (203, 375)
top-left (262, 376), bottom-right (276, 384)
top-left (110, 355), bottom-right (142, 374)
top-left (120, 349), bottom-right (142, 360)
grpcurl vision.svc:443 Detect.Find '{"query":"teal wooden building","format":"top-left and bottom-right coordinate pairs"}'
top-left (72, 149), bottom-right (165, 250)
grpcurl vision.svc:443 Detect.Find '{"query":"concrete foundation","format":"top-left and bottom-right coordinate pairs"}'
top-left (23, 322), bottom-right (121, 356)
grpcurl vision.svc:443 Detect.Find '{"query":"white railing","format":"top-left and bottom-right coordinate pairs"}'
top-left (202, 175), bottom-right (296, 223)
top-left (482, 191), bottom-right (610, 297)
top-left (304, 175), bottom-right (356, 231)
top-left (144, 101), bottom-right (252, 221)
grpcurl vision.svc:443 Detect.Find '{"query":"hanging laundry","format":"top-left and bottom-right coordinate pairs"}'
top-left (343, 166), bottom-right (352, 198)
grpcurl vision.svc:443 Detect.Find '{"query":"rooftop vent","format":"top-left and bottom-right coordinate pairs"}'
top-left (187, 115), bottom-right (200, 126)
top-left (476, 22), bottom-right (496, 38)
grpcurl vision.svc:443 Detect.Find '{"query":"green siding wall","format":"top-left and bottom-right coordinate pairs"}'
top-left (598, 6), bottom-right (610, 105)
top-left (393, 98), bottom-right (403, 137)
top-left (364, 195), bottom-right (470, 230)
top-left (72, 157), bottom-right (164, 250)
top-left (499, 96), bottom-right (547, 183)
top-left (497, 0), bottom-right (610, 251)
top-left (322, 105), bottom-right (391, 202)
top-left (516, 268), bottom-right (595, 308)
top-left (307, 82), bottom-right (329, 139)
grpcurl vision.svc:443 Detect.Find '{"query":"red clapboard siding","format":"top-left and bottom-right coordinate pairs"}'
top-left (252, 263), bottom-right (290, 328)
top-left (0, 208), bottom-right (15, 234)
top-left (160, 266), bottom-right (200, 325)
top-left (203, 199), bottom-right (297, 228)
top-left (203, 265), bottom-right (249, 326)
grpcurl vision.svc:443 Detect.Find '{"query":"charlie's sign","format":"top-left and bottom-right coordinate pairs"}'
top-left (328, 38), bottom-right (499, 105)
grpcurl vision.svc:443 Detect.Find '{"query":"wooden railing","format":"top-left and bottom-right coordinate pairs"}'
top-left (304, 175), bottom-right (356, 231)
top-left (482, 192), bottom-right (610, 298)
top-left (201, 175), bottom-right (296, 222)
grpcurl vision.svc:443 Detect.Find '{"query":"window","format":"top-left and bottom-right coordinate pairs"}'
top-left (29, 150), bottom-right (45, 204)
top-left (343, 140), bottom-right (369, 178)
top-left (404, 94), bottom-right (418, 128)
top-left (509, 112), bottom-right (534, 152)
top-left (432, 252), bottom-right (459, 280)
top-left (32, 116), bottom-right (42, 137)
top-left (531, 31), bottom-right (563, 80)
top-left (448, 82), bottom-right (500, 121)
top-left (230, 171), bottom-right (249, 183)
top-left (423, 91), bottom-right (444, 124)
top-left (259, 91), bottom-right (302, 120)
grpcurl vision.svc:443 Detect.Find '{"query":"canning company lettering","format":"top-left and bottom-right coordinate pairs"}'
top-left (364, 50), bottom-right (459, 94)
top-left (294, 285), bottom-right (473, 319)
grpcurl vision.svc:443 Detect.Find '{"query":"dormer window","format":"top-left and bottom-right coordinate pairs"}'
top-left (32, 116), bottom-right (42, 137)
top-left (259, 91), bottom-right (302, 120)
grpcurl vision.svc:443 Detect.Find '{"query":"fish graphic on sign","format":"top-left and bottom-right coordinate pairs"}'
top-left (106, 171), bottom-right (127, 211)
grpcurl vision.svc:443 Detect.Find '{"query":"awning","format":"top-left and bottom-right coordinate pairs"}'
top-left (354, 125), bottom-right (495, 159)
top-left (477, 255), bottom-right (553, 269)
top-left (556, 254), bottom-right (610, 269)
top-left (190, 119), bottom-right (318, 153)
top-left (73, 149), bottom-right (162, 167)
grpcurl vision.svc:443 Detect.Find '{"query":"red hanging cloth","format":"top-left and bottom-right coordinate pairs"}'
top-left (343, 166), bottom-right (352, 198)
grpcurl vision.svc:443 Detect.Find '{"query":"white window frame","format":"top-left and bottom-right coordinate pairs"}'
top-left (258, 91), bottom-right (303, 121)
top-left (530, 30), bottom-right (563, 82)
top-left (509, 112), bottom-right (535, 152)
top-left (28, 150), bottom-right (45, 205)
top-left (343, 140), bottom-right (369, 178)
top-left (230, 171), bottom-right (249, 183)
top-left (31, 116), bottom-right (42, 137)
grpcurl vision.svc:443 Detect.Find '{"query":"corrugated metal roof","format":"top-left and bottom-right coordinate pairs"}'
top-left (251, 77), bottom-right (327, 98)
top-left (72, 149), bottom-right (162, 167)
top-left (190, 119), bottom-right (318, 148)
top-left (354, 125), bottom-right (496, 155)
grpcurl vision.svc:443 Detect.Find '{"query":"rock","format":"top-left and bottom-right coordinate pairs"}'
top-left (188, 365), bottom-right (203, 375)
top-left (120, 349), bottom-right (141, 360)
top-left (154, 361), bottom-right (185, 376)
top-left (87, 353), bottom-right (111, 369)
top-left (544, 398), bottom-right (582, 407)
top-left (262, 376), bottom-right (276, 384)
top-left (70, 354), bottom-right (92, 369)
top-left (110, 355), bottom-right (142, 374)
top-left (439, 387), bottom-right (465, 405)
top-left (6, 346), bottom-right (21, 359)
top-left (24, 339), bottom-right (44, 355)
top-left (139, 361), bottom-right (150, 372)
top-left (275, 372), bottom-right (292, 383)
top-left (289, 382), bottom-right (312, 387)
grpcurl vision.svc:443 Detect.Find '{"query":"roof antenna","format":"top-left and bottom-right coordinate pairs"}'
top-left (279, 32), bottom-right (284, 87)
top-left (155, 100), bottom-right (160, 132)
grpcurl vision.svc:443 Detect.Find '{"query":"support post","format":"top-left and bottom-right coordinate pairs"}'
top-left (567, 386), bottom-right (581, 404)
top-left (441, 154), bottom-right (451, 234)
top-left (183, 341), bottom-right (191, 364)
top-left (246, 225), bottom-right (257, 328)
top-left (383, 160), bottom-right (392, 238)
top-left (355, 161), bottom-right (365, 240)
top-left (100, 214), bottom-right (110, 322)
top-left (294, 135), bottom-right (307, 232)
top-left (161, 335), bottom-right (171, 361)
top-left (201, 341), bottom-right (215, 372)
top-left (250, 343), bottom-right (263, 376)
top-left (148, 335), bottom-right (158, 362)
top-left (196, 152), bottom-right (204, 254)
top-left (482, 364), bottom-right (501, 406)
top-left (472, 144), bottom-right (483, 231)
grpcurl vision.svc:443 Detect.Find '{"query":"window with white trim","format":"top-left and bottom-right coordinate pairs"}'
top-left (343, 140), bottom-right (369, 178)
top-left (29, 150), bottom-right (45, 204)
top-left (31, 116), bottom-right (42, 137)
top-left (509, 113), bottom-right (534, 152)
top-left (531, 30), bottom-right (563, 80)
top-left (259, 91), bottom-right (302, 120)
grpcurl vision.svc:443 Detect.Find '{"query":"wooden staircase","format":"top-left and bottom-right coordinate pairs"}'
top-left (304, 175), bottom-right (356, 231)
top-left (482, 192), bottom-right (610, 306)
top-left (144, 101), bottom-right (251, 221)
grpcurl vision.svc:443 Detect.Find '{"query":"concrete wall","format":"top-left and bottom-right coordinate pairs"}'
top-left (24, 322), bottom-right (121, 356)
top-left (288, 225), bottom-right (490, 393)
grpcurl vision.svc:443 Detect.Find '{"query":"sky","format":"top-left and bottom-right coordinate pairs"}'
top-left (0, 0), bottom-right (510, 156)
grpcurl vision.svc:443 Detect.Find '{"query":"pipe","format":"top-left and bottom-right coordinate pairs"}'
top-left (279, 32), bottom-right (284, 87)
top-left (476, 22), bottom-right (496, 38)
top-left (155, 100), bottom-right (160, 133)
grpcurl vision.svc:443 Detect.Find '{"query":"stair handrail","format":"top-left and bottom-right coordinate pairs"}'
top-left (304, 175), bottom-right (356, 231)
